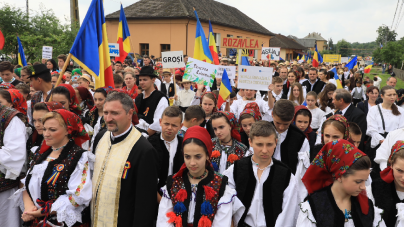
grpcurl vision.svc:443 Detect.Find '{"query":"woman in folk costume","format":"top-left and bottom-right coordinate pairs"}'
top-left (13, 109), bottom-right (93, 227)
top-left (123, 71), bottom-right (139, 99)
top-left (0, 88), bottom-right (28, 115)
top-left (298, 139), bottom-right (386, 227)
top-left (210, 111), bottom-right (248, 174)
top-left (367, 141), bottom-right (404, 227)
top-left (239, 102), bottom-right (262, 152)
top-left (157, 126), bottom-right (245, 227)
top-left (51, 84), bottom-right (82, 116)
top-left (27, 102), bottom-right (65, 166)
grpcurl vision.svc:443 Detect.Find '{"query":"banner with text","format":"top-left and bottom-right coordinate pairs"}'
top-left (183, 58), bottom-right (217, 87)
top-left (238, 66), bottom-right (272, 91)
top-left (261, 47), bottom-right (280, 60)
top-left (221, 37), bottom-right (262, 50)
top-left (108, 43), bottom-right (119, 57)
top-left (161, 51), bottom-right (185, 68)
top-left (216, 66), bottom-right (236, 79)
top-left (42, 46), bottom-right (53, 60)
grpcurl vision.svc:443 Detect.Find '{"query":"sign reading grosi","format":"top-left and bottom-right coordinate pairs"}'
top-left (183, 57), bottom-right (217, 87)
top-left (261, 47), bottom-right (280, 60)
top-left (238, 66), bottom-right (273, 91)
top-left (162, 51), bottom-right (185, 68)
top-left (216, 66), bottom-right (236, 79)
top-left (42, 46), bottom-right (53, 60)
top-left (108, 43), bottom-right (119, 57)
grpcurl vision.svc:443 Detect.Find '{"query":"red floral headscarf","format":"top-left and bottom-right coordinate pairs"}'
top-left (8, 89), bottom-right (27, 115)
top-left (380, 140), bottom-right (404, 183)
top-left (218, 111), bottom-right (241, 142)
top-left (302, 139), bottom-right (370, 215)
top-left (321, 114), bottom-right (352, 145)
top-left (123, 84), bottom-right (139, 100)
top-left (39, 109), bottom-right (90, 154)
top-left (43, 102), bottom-right (65, 111)
top-left (239, 102), bottom-right (262, 121)
top-left (174, 126), bottom-right (213, 178)
top-left (0, 83), bottom-right (15, 89)
top-left (293, 105), bottom-right (313, 140)
top-left (76, 87), bottom-right (94, 110)
top-left (58, 84), bottom-right (82, 115)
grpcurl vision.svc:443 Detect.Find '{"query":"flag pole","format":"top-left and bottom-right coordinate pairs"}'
top-left (49, 53), bottom-right (72, 101)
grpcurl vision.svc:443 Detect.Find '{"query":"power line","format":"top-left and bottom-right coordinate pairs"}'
top-left (392, 0), bottom-right (400, 29)
top-left (394, 0), bottom-right (404, 31)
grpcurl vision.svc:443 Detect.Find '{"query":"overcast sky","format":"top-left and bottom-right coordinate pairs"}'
top-left (10, 0), bottom-right (401, 43)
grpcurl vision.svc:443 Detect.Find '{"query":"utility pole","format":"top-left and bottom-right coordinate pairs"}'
top-left (26, 0), bottom-right (29, 17)
top-left (70, 0), bottom-right (80, 31)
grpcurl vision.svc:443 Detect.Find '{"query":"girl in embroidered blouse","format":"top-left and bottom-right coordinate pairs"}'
top-left (298, 139), bottom-right (386, 227)
top-left (210, 111), bottom-right (248, 174)
top-left (14, 109), bottom-right (93, 227)
top-left (367, 141), bottom-right (404, 227)
top-left (157, 126), bottom-right (244, 227)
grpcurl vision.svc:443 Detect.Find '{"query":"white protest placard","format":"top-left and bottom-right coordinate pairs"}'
top-left (108, 43), bottom-right (119, 57)
top-left (161, 51), bottom-right (185, 68)
top-left (238, 66), bottom-right (272, 91)
top-left (261, 47), bottom-right (280, 60)
top-left (183, 57), bottom-right (217, 87)
top-left (216, 66), bottom-right (236, 79)
top-left (42, 46), bottom-right (53, 60)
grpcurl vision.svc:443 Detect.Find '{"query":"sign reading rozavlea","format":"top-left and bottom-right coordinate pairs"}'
top-left (216, 66), bottom-right (236, 79)
top-left (183, 58), bottom-right (217, 87)
top-left (261, 47), bottom-right (280, 60)
top-left (161, 51), bottom-right (185, 68)
top-left (108, 43), bottom-right (119, 57)
top-left (221, 38), bottom-right (262, 50)
top-left (42, 46), bottom-right (53, 60)
top-left (238, 66), bottom-right (273, 91)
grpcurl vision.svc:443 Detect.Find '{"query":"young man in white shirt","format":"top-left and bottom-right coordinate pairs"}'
top-left (224, 121), bottom-right (298, 227)
top-left (174, 79), bottom-right (194, 107)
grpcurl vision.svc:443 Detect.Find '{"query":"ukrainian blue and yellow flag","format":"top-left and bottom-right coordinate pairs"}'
top-left (115, 4), bottom-right (131, 62)
top-left (17, 36), bottom-right (27, 66)
top-left (193, 10), bottom-right (213, 63)
top-left (70, 0), bottom-right (114, 88)
top-left (331, 68), bottom-right (343, 89)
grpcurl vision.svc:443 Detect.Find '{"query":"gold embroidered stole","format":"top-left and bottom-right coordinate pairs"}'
top-left (91, 126), bottom-right (141, 227)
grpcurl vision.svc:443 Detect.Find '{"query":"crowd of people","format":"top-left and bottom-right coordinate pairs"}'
top-left (1, 53), bottom-right (404, 227)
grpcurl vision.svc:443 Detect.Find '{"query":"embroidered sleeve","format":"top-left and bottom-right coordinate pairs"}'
top-left (373, 206), bottom-right (386, 227)
top-left (51, 151), bottom-right (93, 227)
top-left (213, 186), bottom-right (244, 227)
top-left (297, 201), bottom-right (317, 226)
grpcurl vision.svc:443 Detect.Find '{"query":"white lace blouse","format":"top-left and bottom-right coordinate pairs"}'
top-left (11, 151), bottom-right (95, 227)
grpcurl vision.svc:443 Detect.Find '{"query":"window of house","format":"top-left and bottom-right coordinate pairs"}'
top-left (161, 44), bottom-right (170, 52)
top-left (140, 44), bottom-right (149, 56)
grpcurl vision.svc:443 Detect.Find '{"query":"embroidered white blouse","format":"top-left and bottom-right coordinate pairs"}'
top-left (11, 151), bottom-right (95, 227)
top-left (374, 129), bottom-right (404, 171)
top-left (157, 184), bottom-right (245, 226)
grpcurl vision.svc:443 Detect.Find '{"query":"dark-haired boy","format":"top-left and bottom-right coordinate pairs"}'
top-left (0, 61), bottom-right (22, 86)
top-left (224, 121), bottom-right (298, 227)
top-left (148, 106), bottom-right (184, 193)
top-left (349, 122), bottom-right (362, 148)
top-left (177, 105), bottom-right (205, 137)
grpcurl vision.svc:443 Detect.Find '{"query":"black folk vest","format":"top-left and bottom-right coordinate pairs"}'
top-left (135, 90), bottom-right (168, 124)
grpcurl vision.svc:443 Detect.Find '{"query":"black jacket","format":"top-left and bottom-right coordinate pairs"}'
top-left (357, 100), bottom-right (382, 116)
top-left (344, 104), bottom-right (367, 148)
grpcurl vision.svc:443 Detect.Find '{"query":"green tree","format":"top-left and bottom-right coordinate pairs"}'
top-left (328, 38), bottom-right (335, 54)
top-left (336, 39), bottom-right (351, 57)
top-left (376, 25), bottom-right (397, 46)
top-left (0, 4), bottom-right (78, 64)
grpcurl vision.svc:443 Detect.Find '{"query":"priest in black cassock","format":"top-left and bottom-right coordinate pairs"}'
top-left (91, 92), bottom-right (159, 227)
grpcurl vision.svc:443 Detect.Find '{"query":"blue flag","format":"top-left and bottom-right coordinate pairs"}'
top-left (345, 56), bottom-right (357, 70)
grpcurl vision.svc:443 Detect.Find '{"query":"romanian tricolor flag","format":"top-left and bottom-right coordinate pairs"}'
top-left (208, 20), bottom-right (219, 65)
top-left (70, 0), bottom-right (114, 88)
top-left (217, 69), bottom-right (232, 108)
top-left (115, 4), bottom-right (131, 63)
top-left (193, 10), bottom-right (213, 63)
top-left (364, 65), bottom-right (372, 74)
top-left (312, 50), bottom-right (319, 67)
top-left (297, 54), bottom-right (300, 60)
top-left (17, 36), bottom-right (27, 66)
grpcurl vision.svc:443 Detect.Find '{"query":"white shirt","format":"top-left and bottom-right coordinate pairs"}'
top-left (174, 89), bottom-right (195, 107)
top-left (375, 128), bottom-right (404, 170)
top-left (110, 125), bottom-right (132, 141)
top-left (15, 151), bottom-right (95, 227)
top-left (366, 104), bottom-right (404, 148)
top-left (224, 158), bottom-right (299, 227)
top-left (340, 104), bottom-right (351, 116)
top-left (0, 117), bottom-right (27, 180)
top-left (157, 185), bottom-right (245, 226)
top-left (159, 80), bottom-right (179, 97)
top-left (230, 99), bottom-right (269, 119)
top-left (160, 134), bottom-right (178, 176)
top-left (137, 90), bottom-right (169, 134)
top-left (309, 107), bottom-right (325, 129)
top-left (237, 93), bottom-right (243, 100)
top-left (272, 91), bottom-right (282, 101)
